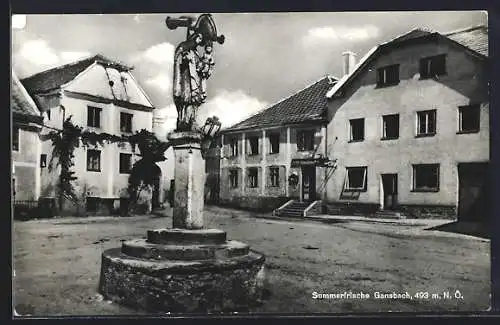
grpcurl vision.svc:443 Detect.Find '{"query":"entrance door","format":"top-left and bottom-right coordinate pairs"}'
top-left (381, 174), bottom-right (398, 210)
top-left (458, 163), bottom-right (489, 222)
top-left (301, 166), bottom-right (316, 202)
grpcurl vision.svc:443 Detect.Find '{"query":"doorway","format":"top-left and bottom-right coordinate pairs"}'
top-left (458, 162), bottom-right (489, 222)
top-left (381, 173), bottom-right (398, 210)
top-left (301, 166), bottom-right (316, 202)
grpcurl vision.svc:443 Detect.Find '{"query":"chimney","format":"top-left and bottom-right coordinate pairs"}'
top-left (341, 51), bottom-right (357, 77)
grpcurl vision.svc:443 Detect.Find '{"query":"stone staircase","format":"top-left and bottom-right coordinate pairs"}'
top-left (274, 200), bottom-right (321, 218)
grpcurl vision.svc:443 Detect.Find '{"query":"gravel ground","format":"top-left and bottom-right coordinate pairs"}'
top-left (12, 206), bottom-right (490, 316)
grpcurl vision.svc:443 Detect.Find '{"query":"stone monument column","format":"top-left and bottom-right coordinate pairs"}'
top-left (98, 14), bottom-right (266, 313)
top-left (168, 132), bottom-right (205, 229)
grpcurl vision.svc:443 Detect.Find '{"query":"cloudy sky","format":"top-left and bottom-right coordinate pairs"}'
top-left (11, 11), bottom-right (486, 136)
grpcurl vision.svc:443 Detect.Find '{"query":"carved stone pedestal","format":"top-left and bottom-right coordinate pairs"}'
top-left (98, 131), bottom-right (266, 313)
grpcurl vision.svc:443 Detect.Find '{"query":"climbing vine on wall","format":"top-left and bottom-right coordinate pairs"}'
top-left (44, 116), bottom-right (170, 211)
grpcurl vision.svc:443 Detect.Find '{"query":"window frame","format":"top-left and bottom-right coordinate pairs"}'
top-left (269, 166), bottom-right (280, 187)
top-left (344, 166), bottom-right (368, 192)
top-left (87, 106), bottom-right (102, 128)
top-left (376, 64), bottom-right (400, 87)
top-left (419, 54), bottom-right (447, 79)
top-left (40, 154), bottom-right (47, 168)
top-left (349, 118), bottom-right (365, 142)
top-left (416, 109), bottom-right (437, 137)
top-left (229, 137), bottom-right (239, 157)
top-left (296, 130), bottom-right (315, 151)
top-left (120, 112), bottom-right (133, 133)
top-left (381, 114), bottom-right (400, 140)
top-left (248, 136), bottom-right (259, 156)
top-left (268, 133), bottom-right (280, 154)
top-left (229, 169), bottom-right (239, 188)
top-left (119, 153), bottom-right (133, 174)
top-left (457, 104), bottom-right (480, 134)
top-left (12, 125), bottom-right (20, 152)
top-left (86, 149), bottom-right (101, 172)
top-left (247, 167), bottom-right (259, 188)
top-left (412, 164), bottom-right (440, 192)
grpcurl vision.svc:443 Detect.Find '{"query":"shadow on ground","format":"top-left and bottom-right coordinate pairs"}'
top-left (425, 221), bottom-right (489, 239)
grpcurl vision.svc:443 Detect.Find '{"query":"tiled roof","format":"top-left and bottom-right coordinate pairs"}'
top-left (326, 25), bottom-right (488, 99)
top-left (445, 25), bottom-right (488, 57)
top-left (224, 76), bottom-right (337, 132)
top-left (11, 72), bottom-right (42, 121)
top-left (21, 54), bottom-right (133, 94)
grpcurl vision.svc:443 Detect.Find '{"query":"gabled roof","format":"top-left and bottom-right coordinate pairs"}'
top-left (326, 25), bottom-right (488, 99)
top-left (11, 71), bottom-right (43, 123)
top-left (21, 54), bottom-right (133, 94)
top-left (224, 76), bottom-right (338, 132)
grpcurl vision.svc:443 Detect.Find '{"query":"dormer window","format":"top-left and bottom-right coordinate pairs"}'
top-left (420, 54), bottom-right (446, 79)
top-left (377, 64), bottom-right (400, 87)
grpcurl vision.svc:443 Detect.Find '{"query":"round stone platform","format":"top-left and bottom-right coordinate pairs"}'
top-left (98, 227), bottom-right (266, 313)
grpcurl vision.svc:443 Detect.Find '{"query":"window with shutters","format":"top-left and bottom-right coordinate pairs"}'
top-left (87, 106), bottom-right (102, 128)
top-left (377, 64), bottom-right (399, 87)
top-left (247, 167), bottom-right (258, 188)
top-left (420, 54), bottom-right (446, 79)
top-left (229, 169), bottom-right (239, 188)
top-left (269, 166), bottom-right (280, 187)
top-left (416, 110), bottom-right (437, 137)
top-left (412, 164), bottom-right (439, 192)
top-left (344, 167), bottom-right (367, 191)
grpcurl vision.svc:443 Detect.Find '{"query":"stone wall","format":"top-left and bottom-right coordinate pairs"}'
top-left (220, 196), bottom-right (290, 213)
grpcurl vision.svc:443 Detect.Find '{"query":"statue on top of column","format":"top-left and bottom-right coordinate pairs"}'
top-left (166, 14), bottom-right (225, 132)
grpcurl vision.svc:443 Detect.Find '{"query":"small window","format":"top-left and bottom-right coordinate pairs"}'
top-left (420, 54), bottom-right (446, 79)
top-left (382, 114), bottom-right (399, 140)
top-left (229, 137), bottom-right (238, 157)
top-left (413, 164), bottom-right (439, 192)
top-left (248, 136), bottom-right (259, 156)
top-left (349, 118), bottom-right (365, 142)
top-left (87, 106), bottom-right (102, 128)
top-left (269, 133), bottom-right (280, 154)
top-left (40, 154), bottom-right (47, 168)
top-left (377, 64), bottom-right (400, 86)
top-left (119, 153), bottom-right (132, 174)
top-left (247, 168), bottom-right (259, 188)
top-left (297, 130), bottom-right (315, 151)
top-left (229, 169), bottom-right (239, 188)
top-left (12, 178), bottom-right (16, 198)
top-left (87, 149), bottom-right (101, 172)
top-left (458, 105), bottom-right (480, 133)
top-left (416, 110), bottom-right (436, 136)
top-left (344, 167), bottom-right (367, 191)
top-left (46, 109), bottom-right (51, 120)
top-left (120, 112), bottom-right (133, 133)
top-left (269, 166), bottom-right (280, 187)
top-left (12, 125), bottom-right (19, 151)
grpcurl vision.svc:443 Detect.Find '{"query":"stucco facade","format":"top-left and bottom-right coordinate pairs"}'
top-left (324, 33), bottom-right (489, 218)
top-left (220, 123), bottom-right (327, 211)
top-left (13, 125), bottom-right (42, 201)
top-left (21, 55), bottom-right (170, 214)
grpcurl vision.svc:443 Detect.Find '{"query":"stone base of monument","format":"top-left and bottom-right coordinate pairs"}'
top-left (98, 228), bottom-right (266, 313)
